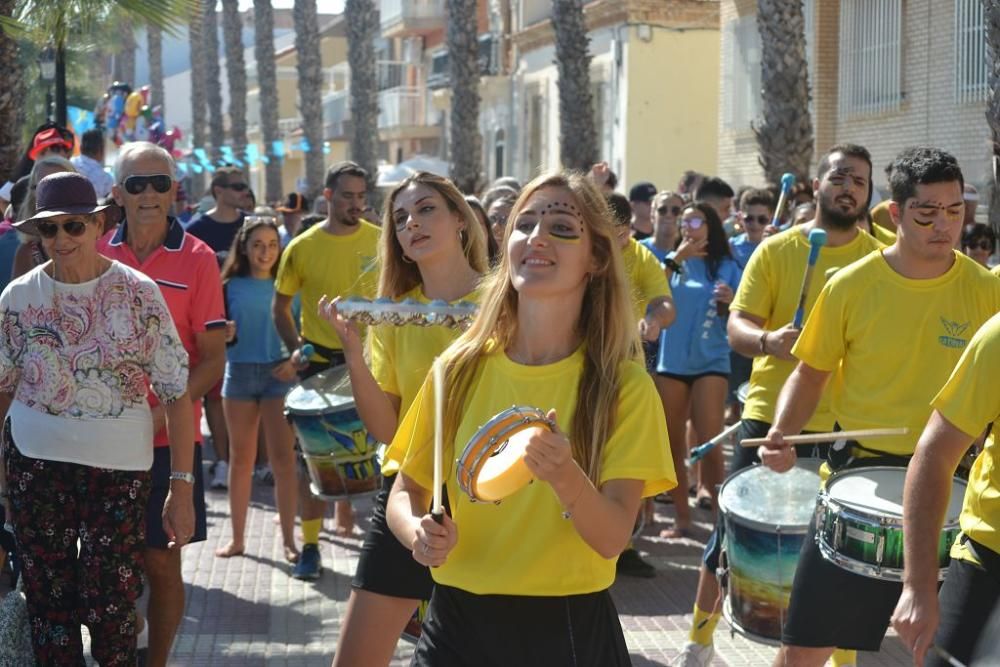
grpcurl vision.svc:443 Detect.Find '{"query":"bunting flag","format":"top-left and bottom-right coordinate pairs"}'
top-left (68, 106), bottom-right (95, 134)
top-left (272, 140), bottom-right (285, 158)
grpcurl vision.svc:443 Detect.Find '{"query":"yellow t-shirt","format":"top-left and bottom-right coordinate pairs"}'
top-left (373, 285), bottom-right (478, 476)
top-left (794, 251), bottom-right (1000, 456)
top-left (396, 346), bottom-right (675, 596)
top-left (731, 226), bottom-right (882, 430)
top-left (274, 221), bottom-right (380, 352)
top-left (622, 237), bottom-right (671, 322)
top-left (992, 265), bottom-right (1000, 278)
top-left (870, 200), bottom-right (895, 232)
top-left (933, 312), bottom-right (1000, 562)
top-left (870, 223), bottom-right (896, 245)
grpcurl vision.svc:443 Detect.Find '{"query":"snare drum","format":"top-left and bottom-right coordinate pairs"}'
top-left (719, 460), bottom-right (821, 643)
top-left (285, 366), bottom-right (381, 500)
top-left (816, 466), bottom-right (966, 581)
top-left (456, 406), bottom-right (555, 503)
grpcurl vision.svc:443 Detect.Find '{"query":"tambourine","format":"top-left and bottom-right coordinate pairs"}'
top-left (456, 406), bottom-right (555, 503)
top-left (334, 297), bottom-right (477, 328)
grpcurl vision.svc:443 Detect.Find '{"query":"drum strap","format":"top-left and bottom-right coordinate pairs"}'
top-left (828, 439), bottom-right (911, 472)
top-left (302, 339), bottom-right (346, 366)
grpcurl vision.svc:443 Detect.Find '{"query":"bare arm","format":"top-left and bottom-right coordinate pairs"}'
top-left (728, 310), bottom-right (800, 361)
top-left (645, 295), bottom-right (676, 330)
top-left (161, 392), bottom-right (196, 548)
top-left (892, 411), bottom-right (972, 665)
top-left (189, 329), bottom-right (226, 402)
top-left (387, 472), bottom-right (459, 567)
top-left (272, 292), bottom-right (302, 355)
top-left (759, 362), bottom-right (830, 472)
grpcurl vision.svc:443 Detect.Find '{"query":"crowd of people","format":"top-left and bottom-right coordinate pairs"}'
top-left (0, 122), bottom-right (997, 667)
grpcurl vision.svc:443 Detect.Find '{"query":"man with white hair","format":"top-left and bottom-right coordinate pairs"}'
top-left (98, 142), bottom-right (226, 667)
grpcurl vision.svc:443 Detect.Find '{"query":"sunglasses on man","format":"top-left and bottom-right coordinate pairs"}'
top-left (36, 218), bottom-right (94, 239)
top-left (742, 214), bottom-right (770, 225)
top-left (122, 174), bottom-right (173, 195)
top-left (218, 182), bottom-right (249, 192)
top-left (968, 241), bottom-right (994, 251)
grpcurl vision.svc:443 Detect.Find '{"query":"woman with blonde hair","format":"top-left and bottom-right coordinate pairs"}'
top-left (10, 156), bottom-right (78, 281)
top-left (385, 171), bottom-right (675, 665)
top-left (318, 171), bottom-right (488, 666)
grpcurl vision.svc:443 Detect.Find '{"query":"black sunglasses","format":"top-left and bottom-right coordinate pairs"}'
top-left (36, 218), bottom-right (92, 239)
top-left (219, 182), bottom-right (250, 192)
top-left (657, 205), bottom-right (681, 216)
top-left (123, 174), bottom-right (172, 195)
top-left (743, 214), bottom-right (770, 225)
top-left (968, 241), bottom-right (994, 251)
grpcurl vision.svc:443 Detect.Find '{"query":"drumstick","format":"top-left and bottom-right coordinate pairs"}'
top-left (792, 228), bottom-right (827, 329)
top-left (688, 422), bottom-right (742, 465)
top-left (432, 358), bottom-right (444, 524)
top-left (740, 427), bottom-right (909, 447)
top-left (771, 172), bottom-right (795, 229)
top-left (932, 645), bottom-right (966, 667)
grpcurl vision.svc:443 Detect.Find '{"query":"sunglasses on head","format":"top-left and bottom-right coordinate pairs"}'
top-left (681, 217), bottom-right (705, 229)
top-left (657, 205), bottom-right (681, 216)
top-left (36, 218), bottom-right (92, 239)
top-left (219, 182), bottom-right (249, 192)
top-left (742, 214), bottom-right (770, 225)
top-left (122, 174), bottom-right (172, 195)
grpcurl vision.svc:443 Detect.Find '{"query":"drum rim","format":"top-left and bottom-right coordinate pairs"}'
top-left (814, 531), bottom-right (952, 582)
top-left (284, 365), bottom-right (356, 416)
top-left (456, 405), bottom-right (551, 501)
top-left (823, 466), bottom-right (967, 523)
top-left (721, 595), bottom-right (782, 646)
top-left (717, 462), bottom-right (822, 533)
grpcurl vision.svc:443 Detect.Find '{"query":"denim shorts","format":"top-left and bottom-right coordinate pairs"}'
top-left (222, 361), bottom-right (297, 401)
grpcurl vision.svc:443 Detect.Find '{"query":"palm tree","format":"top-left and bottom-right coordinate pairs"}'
top-left (344, 0), bottom-right (378, 193)
top-left (446, 0), bottom-right (481, 194)
top-left (753, 0), bottom-right (813, 185)
top-left (7, 0), bottom-right (193, 127)
top-left (293, 0), bottom-right (324, 199)
top-left (551, 0), bottom-right (597, 172)
top-left (113, 13), bottom-right (136, 85)
top-left (204, 0), bottom-right (226, 163)
top-left (147, 21), bottom-right (164, 112)
top-left (986, 0), bottom-right (1000, 227)
top-left (221, 0), bottom-right (248, 172)
top-left (253, 0), bottom-right (282, 203)
top-left (0, 0), bottom-right (24, 181)
top-left (188, 0), bottom-right (207, 193)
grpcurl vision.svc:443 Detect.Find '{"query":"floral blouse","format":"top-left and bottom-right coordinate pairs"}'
top-left (0, 261), bottom-right (188, 470)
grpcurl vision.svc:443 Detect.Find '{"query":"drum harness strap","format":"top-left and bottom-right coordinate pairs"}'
top-left (301, 338), bottom-right (346, 365)
top-left (829, 424), bottom-right (911, 471)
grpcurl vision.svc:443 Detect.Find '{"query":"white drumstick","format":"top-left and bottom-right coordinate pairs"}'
top-left (740, 427), bottom-right (909, 447)
top-left (432, 358), bottom-right (444, 519)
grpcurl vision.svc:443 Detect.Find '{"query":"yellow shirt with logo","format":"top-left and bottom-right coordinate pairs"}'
top-left (992, 265), bottom-right (1000, 278)
top-left (622, 237), bottom-right (671, 322)
top-left (372, 285), bottom-right (478, 476)
top-left (933, 312), bottom-right (1000, 563)
top-left (275, 221), bottom-right (379, 352)
top-left (794, 251), bottom-right (1000, 456)
top-left (731, 226), bottom-right (882, 430)
top-left (396, 346), bottom-right (675, 596)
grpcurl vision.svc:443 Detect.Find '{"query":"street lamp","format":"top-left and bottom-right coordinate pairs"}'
top-left (39, 46), bottom-right (55, 120)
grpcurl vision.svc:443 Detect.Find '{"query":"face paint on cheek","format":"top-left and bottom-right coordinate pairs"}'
top-left (549, 228), bottom-right (583, 243)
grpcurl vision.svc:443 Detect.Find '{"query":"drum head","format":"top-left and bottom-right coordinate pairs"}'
top-left (826, 467), bottom-right (966, 522)
top-left (285, 365), bottom-right (355, 415)
top-left (719, 461), bottom-right (821, 530)
top-left (474, 425), bottom-right (540, 502)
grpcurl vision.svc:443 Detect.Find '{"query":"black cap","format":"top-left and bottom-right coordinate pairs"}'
top-left (628, 181), bottom-right (657, 203)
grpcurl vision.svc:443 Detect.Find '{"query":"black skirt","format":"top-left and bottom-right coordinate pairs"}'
top-left (413, 584), bottom-right (631, 666)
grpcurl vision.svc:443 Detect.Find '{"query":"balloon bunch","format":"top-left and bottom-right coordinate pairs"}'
top-left (96, 82), bottom-right (182, 156)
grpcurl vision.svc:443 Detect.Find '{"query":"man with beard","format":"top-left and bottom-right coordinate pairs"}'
top-left (758, 147), bottom-right (1000, 666)
top-left (675, 144), bottom-right (881, 667)
top-left (272, 161), bottom-right (379, 580)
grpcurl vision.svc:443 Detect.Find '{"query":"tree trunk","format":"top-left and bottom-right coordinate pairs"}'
top-left (221, 0), bottom-right (248, 173)
top-left (551, 0), bottom-right (597, 172)
top-left (189, 0), bottom-right (208, 195)
top-left (345, 0), bottom-right (379, 193)
top-left (114, 16), bottom-right (136, 85)
top-left (0, 0), bottom-right (23, 181)
top-left (204, 1), bottom-right (226, 164)
top-left (985, 0), bottom-right (1000, 229)
top-left (753, 0), bottom-right (814, 186)
top-left (293, 0), bottom-right (325, 199)
top-left (254, 0), bottom-right (283, 203)
top-left (447, 0), bottom-right (482, 194)
top-left (148, 22), bottom-right (165, 115)
top-left (55, 41), bottom-right (67, 127)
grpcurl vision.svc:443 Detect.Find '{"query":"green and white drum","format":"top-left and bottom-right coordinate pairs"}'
top-left (816, 466), bottom-right (966, 581)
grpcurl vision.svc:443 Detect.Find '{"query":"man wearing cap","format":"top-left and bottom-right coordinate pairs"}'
top-left (0, 123), bottom-right (75, 206)
top-left (275, 191), bottom-right (310, 247)
top-left (99, 141), bottom-right (226, 667)
top-left (629, 181), bottom-right (657, 240)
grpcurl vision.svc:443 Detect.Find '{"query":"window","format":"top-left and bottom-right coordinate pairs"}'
top-left (494, 129), bottom-right (505, 179)
top-left (838, 0), bottom-right (903, 117)
top-left (722, 15), bottom-right (762, 130)
top-left (955, 0), bottom-right (988, 104)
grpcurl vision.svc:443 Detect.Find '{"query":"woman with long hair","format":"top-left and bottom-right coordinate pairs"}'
top-left (385, 171), bottom-right (674, 666)
top-left (656, 202), bottom-right (741, 537)
top-left (10, 156), bottom-right (78, 281)
top-left (318, 171), bottom-right (488, 667)
top-left (215, 216), bottom-right (301, 561)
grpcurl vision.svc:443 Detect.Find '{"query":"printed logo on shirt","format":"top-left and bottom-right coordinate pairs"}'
top-left (938, 317), bottom-right (971, 349)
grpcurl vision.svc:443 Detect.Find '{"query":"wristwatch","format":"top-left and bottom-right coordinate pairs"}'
top-left (169, 471), bottom-right (196, 485)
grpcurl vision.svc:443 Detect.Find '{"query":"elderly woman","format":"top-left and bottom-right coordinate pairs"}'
top-left (0, 172), bottom-right (194, 666)
top-left (963, 223), bottom-right (996, 268)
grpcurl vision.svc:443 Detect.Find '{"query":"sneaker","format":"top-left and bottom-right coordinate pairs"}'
top-left (616, 548), bottom-right (656, 578)
top-left (254, 464), bottom-right (274, 484)
top-left (292, 543), bottom-right (322, 580)
top-left (674, 642), bottom-right (714, 667)
top-left (210, 460), bottom-right (229, 490)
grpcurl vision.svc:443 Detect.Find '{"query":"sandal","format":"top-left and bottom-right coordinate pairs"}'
top-left (660, 526), bottom-right (692, 540)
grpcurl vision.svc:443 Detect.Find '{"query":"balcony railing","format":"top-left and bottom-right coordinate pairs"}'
top-left (380, 0), bottom-right (445, 36)
top-left (427, 34), bottom-right (500, 89)
top-left (378, 87), bottom-right (425, 129)
top-left (323, 90), bottom-right (350, 139)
